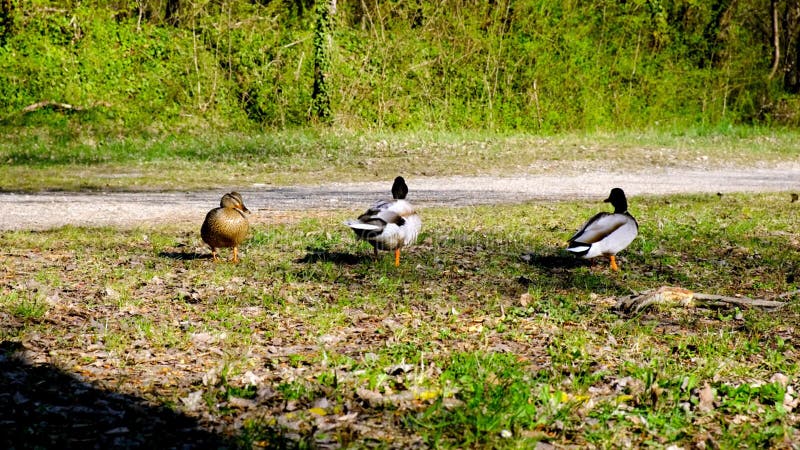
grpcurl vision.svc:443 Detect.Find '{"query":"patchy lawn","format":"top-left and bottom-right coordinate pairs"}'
top-left (1, 192), bottom-right (799, 448)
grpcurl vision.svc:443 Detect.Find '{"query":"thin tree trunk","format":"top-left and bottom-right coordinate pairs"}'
top-left (311, 0), bottom-right (332, 122)
top-left (788, 1), bottom-right (800, 91)
top-left (769, 0), bottom-right (781, 80)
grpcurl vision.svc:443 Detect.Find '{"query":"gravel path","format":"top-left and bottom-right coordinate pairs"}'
top-left (2, 166), bottom-right (799, 230)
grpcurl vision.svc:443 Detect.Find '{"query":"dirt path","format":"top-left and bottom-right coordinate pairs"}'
top-left (2, 165), bottom-right (799, 230)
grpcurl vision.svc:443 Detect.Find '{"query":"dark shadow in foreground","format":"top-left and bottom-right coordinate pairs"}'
top-left (0, 341), bottom-right (232, 450)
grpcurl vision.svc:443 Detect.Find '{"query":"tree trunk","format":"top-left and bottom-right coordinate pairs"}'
top-left (769, 0), bottom-right (781, 80)
top-left (785, 0), bottom-right (800, 92)
top-left (311, 0), bottom-right (332, 122)
top-left (0, 0), bottom-right (13, 46)
top-left (165, 0), bottom-right (180, 26)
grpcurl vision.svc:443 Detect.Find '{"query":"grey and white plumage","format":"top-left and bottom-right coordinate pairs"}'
top-left (567, 188), bottom-right (638, 270)
top-left (345, 176), bottom-right (421, 265)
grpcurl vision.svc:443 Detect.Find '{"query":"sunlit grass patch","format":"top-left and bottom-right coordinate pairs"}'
top-left (1, 291), bottom-right (49, 321)
top-left (2, 129), bottom-right (799, 191)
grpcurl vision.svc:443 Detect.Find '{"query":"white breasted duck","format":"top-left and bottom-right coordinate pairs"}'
top-left (567, 188), bottom-right (638, 271)
top-left (345, 176), bottom-right (422, 266)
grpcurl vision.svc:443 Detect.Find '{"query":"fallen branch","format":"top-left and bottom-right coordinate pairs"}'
top-left (21, 101), bottom-right (83, 114)
top-left (768, 289), bottom-right (800, 301)
top-left (615, 286), bottom-right (788, 315)
top-left (693, 292), bottom-right (787, 310)
top-left (21, 100), bottom-right (111, 114)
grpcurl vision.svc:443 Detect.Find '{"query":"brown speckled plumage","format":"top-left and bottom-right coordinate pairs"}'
top-left (201, 192), bottom-right (250, 263)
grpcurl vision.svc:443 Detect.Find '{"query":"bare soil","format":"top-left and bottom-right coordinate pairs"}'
top-left (3, 165), bottom-right (799, 230)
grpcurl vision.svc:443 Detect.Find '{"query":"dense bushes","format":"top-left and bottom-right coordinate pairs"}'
top-left (0, 0), bottom-right (797, 133)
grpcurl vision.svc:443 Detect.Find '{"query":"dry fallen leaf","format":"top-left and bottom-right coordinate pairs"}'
top-left (228, 397), bottom-right (256, 409)
top-left (698, 383), bottom-right (715, 413)
top-left (103, 286), bottom-right (120, 301)
top-left (336, 412), bottom-right (359, 422)
top-left (770, 373), bottom-right (789, 387)
top-left (356, 388), bottom-right (385, 407)
top-left (240, 371), bottom-right (261, 386)
top-left (385, 363), bottom-right (415, 376)
top-left (783, 390), bottom-right (798, 412)
top-left (308, 407), bottom-right (327, 416)
top-left (181, 390), bottom-right (204, 412)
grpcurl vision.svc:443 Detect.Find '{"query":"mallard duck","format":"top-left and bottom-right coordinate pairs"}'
top-left (567, 188), bottom-right (638, 271)
top-left (201, 192), bottom-right (250, 263)
top-left (345, 176), bottom-right (422, 266)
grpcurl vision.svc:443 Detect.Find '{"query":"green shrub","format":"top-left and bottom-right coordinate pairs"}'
top-left (0, 0), bottom-right (796, 133)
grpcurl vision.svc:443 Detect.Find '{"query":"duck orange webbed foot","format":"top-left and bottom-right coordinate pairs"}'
top-left (345, 176), bottom-right (421, 269)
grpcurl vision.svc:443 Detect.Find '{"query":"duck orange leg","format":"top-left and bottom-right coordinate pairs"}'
top-left (609, 255), bottom-right (619, 271)
top-left (211, 248), bottom-right (220, 262)
top-left (232, 247), bottom-right (240, 263)
top-left (394, 249), bottom-right (400, 267)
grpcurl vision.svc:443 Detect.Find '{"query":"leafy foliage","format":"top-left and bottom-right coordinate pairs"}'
top-left (311, 0), bottom-right (332, 122)
top-left (0, 0), bottom-right (798, 133)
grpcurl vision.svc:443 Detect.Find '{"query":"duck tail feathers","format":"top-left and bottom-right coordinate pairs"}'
top-left (345, 221), bottom-right (382, 231)
top-left (567, 241), bottom-right (591, 256)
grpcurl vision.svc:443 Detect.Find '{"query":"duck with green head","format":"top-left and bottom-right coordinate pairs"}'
top-left (567, 188), bottom-right (638, 271)
top-left (345, 176), bottom-right (422, 266)
top-left (201, 192), bottom-right (250, 263)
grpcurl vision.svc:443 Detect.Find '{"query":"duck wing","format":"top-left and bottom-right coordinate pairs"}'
top-left (357, 199), bottom-right (392, 219)
top-left (202, 207), bottom-right (249, 247)
top-left (569, 212), bottom-right (630, 245)
top-left (346, 200), bottom-right (406, 232)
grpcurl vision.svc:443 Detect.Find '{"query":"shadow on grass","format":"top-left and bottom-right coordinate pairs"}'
top-left (0, 341), bottom-right (233, 450)
top-left (158, 251), bottom-right (211, 261)
top-left (519, 250), bottom-right (641, 295)
top-left (296, 249), bottom-right (371, 265)
top-left (520, 252), bottom-right (588, 270)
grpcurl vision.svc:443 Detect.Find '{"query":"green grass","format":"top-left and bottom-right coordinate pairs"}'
top-left (1, 291), bottom-right (49, 321)
top-left (1, 128), bottom-right (799, 191)
top-left (1, 192), bottom-right (798, 448)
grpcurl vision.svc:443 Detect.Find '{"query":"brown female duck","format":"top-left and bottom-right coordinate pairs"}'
top-left (201, 192), bottom-right (250, 263)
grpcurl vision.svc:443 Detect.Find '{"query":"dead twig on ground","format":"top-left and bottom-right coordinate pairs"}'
top-left (21, 101), bottom-right (83, 114)
top-left (615, 286), bottom-right (789, 315)
top-left (19, 100), bottom-right (113, 115)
